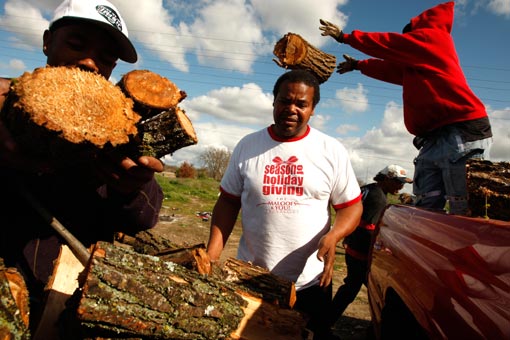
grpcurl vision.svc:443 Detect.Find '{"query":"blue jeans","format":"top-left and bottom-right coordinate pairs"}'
top-left (413, 126), bottom-right (492, 215)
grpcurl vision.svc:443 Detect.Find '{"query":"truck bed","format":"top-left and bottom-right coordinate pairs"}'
top-left (368, 204), bottom-right (510, 339)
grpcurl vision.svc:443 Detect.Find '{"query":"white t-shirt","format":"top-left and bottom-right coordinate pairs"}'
top-left (220, 126), bottom-right (361, 290)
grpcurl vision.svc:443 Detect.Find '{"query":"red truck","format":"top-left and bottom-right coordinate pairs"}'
top-left (368, 204), bottom-right (510, 339)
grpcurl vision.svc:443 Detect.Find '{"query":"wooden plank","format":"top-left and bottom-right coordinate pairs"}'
top-left (33, 245), bottom-right (84, 340)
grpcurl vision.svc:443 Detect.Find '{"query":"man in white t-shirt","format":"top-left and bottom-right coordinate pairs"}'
top-left (207, 69), bottom-right (362, 339)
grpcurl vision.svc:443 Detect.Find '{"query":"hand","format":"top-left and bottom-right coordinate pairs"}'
top-left (317, 232), bottom-right (338, 287)
top-left (319, 19), bottom-right (344, 43)
top-left (337, 54), bottom-right (359, 74)
top-left (94, 154), bottom-right (164, 195)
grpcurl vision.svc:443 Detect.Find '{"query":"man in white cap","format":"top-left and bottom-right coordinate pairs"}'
top-left (0, 0), bottom-right (163, 331)
top-left (329, 164), bottom-right (412, 330)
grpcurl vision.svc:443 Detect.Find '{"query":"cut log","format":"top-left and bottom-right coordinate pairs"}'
top-left (273, 32), bottom-right (337, 84)
top-left (127, 106), bottom-right (198, 158)
top-left (231, 291), bottom-right (311, 340)
top-left (0, 67), bottom-right (139, 165)
top-left (466, 159), bottom-right (510, 221)
top-left (33, 245), bottom-right (85, 340)
top-left (221, 258), bottom-right (296, 309)
top-left (117, 230), bottom-right (212, 275)
top-left (117, 70), bottom-right (187, 119)
top-left (0, 258), bottom-right (30, 340)
top-left (71, 241), bottom-right (245, 339)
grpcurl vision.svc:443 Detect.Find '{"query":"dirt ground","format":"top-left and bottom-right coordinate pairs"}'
top-left (152, 205), bottom-right (372, 339)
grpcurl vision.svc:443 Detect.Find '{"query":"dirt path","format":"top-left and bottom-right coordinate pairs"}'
top-left (153, 206), bottom-right (372, 339)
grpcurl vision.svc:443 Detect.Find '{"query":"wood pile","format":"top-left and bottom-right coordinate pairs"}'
top-left (0, 67), bottom-right (197, 166)
top-left (27, 234), bottom-right (308, 339)
top-left (466, 159), bottom-right (510, 221)
top-left (273, 32), bottom-right (337, 83)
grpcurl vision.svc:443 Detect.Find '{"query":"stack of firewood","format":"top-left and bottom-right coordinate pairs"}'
top-left (467, 159), bottom-right (510, 221)
top-left (8, 230), bottom-right (309, 339)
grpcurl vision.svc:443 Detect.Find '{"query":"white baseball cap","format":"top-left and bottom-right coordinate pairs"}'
top-left (378, 164), bottom-right (413, 183)
top-left (49, 0), bottom-right (137, 63)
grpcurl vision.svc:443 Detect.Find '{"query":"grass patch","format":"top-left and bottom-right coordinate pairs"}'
top-left (155, 175), bottom-right (220, 216)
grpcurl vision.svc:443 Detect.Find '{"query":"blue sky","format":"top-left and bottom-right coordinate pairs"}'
top-left (0, 0), bottom-right (509, 186)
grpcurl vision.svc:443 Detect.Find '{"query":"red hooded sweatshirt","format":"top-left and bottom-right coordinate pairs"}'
top-left (342, 2), bottom-right (488, 137)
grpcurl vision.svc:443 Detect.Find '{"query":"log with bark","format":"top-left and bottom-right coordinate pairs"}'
top-left (466, 159), bottom-right (510, 221)
top-left (69, 241), bottom-right (245, 339)
top-left (116, 230), bottom-right (211, 275)
top-left (0, 258), bottom-right (30, 340)
top-left (117, 70), bottom-right (197, 158)
top-left (125, 106), bottom-right (198, 159)
top-left (273, 32), bottom-right (337, 83)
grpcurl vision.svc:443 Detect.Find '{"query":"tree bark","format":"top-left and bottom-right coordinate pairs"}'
top-left (0, 259), bottom-right (30, 340)
top-left (221, 258), bottom-right (296, 309)
top-left (273, 32), bottom-right (337, 83)
top-left (71, 241), bottom-right (245, 339)
top-left (466, 159), bottom-right (510, 221)
top-left (129, 107), bottom-right (198, 159)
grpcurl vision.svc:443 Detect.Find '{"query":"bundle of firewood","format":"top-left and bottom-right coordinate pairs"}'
top-left (273, 32), bottom-right (337, 83)
top-left (0, 67), bottom-right (197, 167)
top-left (466, 159), bottom-right (510, 221)
top-left (29, 232), bottom-right (309, 339)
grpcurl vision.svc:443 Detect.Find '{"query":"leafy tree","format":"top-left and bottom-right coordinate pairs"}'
top-left (176, 161), bottom-right (196, 178)
top-left (199, 147), bottom-right (232, 180)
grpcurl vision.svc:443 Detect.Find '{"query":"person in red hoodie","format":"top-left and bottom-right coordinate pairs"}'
top-left (319, 2), bottom-right (492, 215)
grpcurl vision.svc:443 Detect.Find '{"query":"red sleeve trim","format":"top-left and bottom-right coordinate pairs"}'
top-left (332, 193), bottom-right (362, 210)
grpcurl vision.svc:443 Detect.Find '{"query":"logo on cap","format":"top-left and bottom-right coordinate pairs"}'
top-left (96, 5), bottom-right (122, 32)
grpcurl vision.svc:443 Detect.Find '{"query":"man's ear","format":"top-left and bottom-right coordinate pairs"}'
top-left (42, 30), bottom-right (51, 56)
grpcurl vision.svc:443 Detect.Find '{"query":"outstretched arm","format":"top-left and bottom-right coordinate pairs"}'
top-left (207, 192), bottom-right (242, 262)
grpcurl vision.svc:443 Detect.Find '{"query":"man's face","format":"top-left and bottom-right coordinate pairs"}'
top-left (387, 178), bottom-right (405, 195)
top-left (43, 22), bottom-right (120, 79)
top-left (272, 80), bottom-right (315, 139)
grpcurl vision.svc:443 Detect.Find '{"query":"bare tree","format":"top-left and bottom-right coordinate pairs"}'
top-left (199, 147), bottom-right (232, 180)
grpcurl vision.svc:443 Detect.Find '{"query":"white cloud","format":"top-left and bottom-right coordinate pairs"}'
top-left (163, 122), bottom-right (256, 166)
top-left (336, 83), bottom-right (369, 113)
top-left (486, 106), bottom-right (510, 161)
top-left (340, 102), bottom-right (416, 186)
top-left (0, 0), bottom-right (50, 49)
top-left (182, 82), bottom-right (273, 126)
top-left (487, 0), bottom-right (510, 17)
top-left (0, 58), bottom-right (26, 71)
top-left (309, 114), bottom-right (330, 131)
top-left (251, 0), bottom-right (349, 47)
top-left (336, 124), bottom-right (359, 135)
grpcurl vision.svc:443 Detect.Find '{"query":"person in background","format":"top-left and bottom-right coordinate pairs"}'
top-left (319, 2), bottom-right (492, 216)
top-left (329, 164), bottom-right (412, 329)
top-left (0, 0), bottom-right (163, 331)
top-left (206, 69), bottom-right (362, 339)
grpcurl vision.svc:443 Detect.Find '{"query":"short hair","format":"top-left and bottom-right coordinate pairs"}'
top-left (272, 69), bottom-right (320, 107)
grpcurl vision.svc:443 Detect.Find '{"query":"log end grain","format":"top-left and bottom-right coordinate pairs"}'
top-left (273, 32), bottom-right (337, 84)
top-left (1, 67), bottom-right (140, 163)
top-left (119, 70), bottom-right (187, 116)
